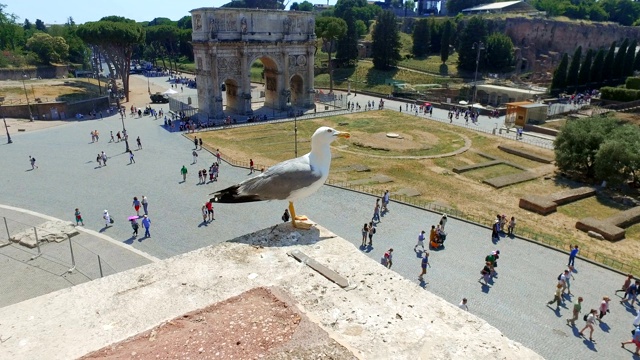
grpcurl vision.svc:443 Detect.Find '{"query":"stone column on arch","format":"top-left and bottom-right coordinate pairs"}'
top-left (210, 53), bottom-right (224, 119)
top-left (305, 45), bottom-right (315, 108)
top-left (240, 45), bottom-right (252, 115)
top-left (282, 50), bottom-right (290, 111)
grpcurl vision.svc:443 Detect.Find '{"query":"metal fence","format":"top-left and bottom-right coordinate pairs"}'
top-left (209, 144), bottom-right (638, 277)
top-left (1, 216), bottom-right (117, 282)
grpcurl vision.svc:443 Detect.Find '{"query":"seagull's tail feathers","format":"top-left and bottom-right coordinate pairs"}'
top-left (210, 184), bottom-right (263, 203)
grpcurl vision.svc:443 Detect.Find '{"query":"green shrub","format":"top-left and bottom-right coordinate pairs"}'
top-left (625, 77), bottom-right (640, 90)
top-left (600, 86), bottom-right (640, 102)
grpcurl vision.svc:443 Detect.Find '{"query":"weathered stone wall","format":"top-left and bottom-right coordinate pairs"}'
top-left (1, 97), bottom-right (110, 120)
top-left (0, 65), bottom-right (69, 80)
top-left (502, 17), bottom-right (640, 73)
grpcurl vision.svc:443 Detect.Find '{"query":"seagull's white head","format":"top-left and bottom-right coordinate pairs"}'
top-left (311, 126), bottom-right (350, 149)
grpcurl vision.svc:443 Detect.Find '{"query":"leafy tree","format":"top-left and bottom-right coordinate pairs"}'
top-left (77, 18), bottom-right (145, 102)
top-left (146, 25), bottom-right (181, 71)
top-left (446, 0), bottom-right (492, 15)
top-left (613, 38), bottom-right (628, 79)
top-left (602, 41), bottom-right (616, 83)
top-left (577, 49), bottom-right (593, 87)
top-left (550, 53), bottom-right (568, 93)
top-left (623, 39), bottom-right (637, 77)
top-left (411, 19), bottom-right (430, 58)
top-left (335, 7), bottom-right (359, 66)
top-left (177, 16), bottom-right (192, 29)
top-left (554, 116), bottom-right (618, 180)
top-left (566, 46), bottom-right (582, 89)
top-left (316, 17), bottom-right (347, 92)
top-left (484, 33), bottom-right (513, 71)
top-left (635, 46), bottom-right (640, 72)
top-left (26, 32), bottom-right (69, 64)
top-left (529, 0), bottom-right (565, 17)
top-left (456, 16), bottom-right (487, 72)
top-left (355, 20), bottom-right (367, 38)
top-left (590, 49), bottom-right (605, 85)
top-left (594, 124), bottom-right (640, 185)
top-left (35, 19), bottom-right (46, 32)
top-left (599, 0), bottom-right (640, 26)
top-left (23, 19), bottom-right (31, 30)
top-left (148, 17), bottom-right (175, 26)
top-left (405, 0), bottom-right (416, 11)
top-left (290, 2), bottom-right (300, 10)
top-left (440, 20), bottom-right (452, 64)
top-left (371, 10), bottom-right (401, 70)
top-left (0, 4), bottom-right (23, 50)
top-left (223, 0), bottom-right (285, 9)
top-left (297, 1), bottom-right (314, 11)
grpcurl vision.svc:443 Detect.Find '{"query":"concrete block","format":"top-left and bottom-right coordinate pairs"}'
top-left (519, 195), bottom-right (557, 215)
top-left (576, 217), bottom-right (625, 241)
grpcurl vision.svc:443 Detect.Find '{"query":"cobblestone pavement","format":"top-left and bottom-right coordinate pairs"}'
top-left (0, 93), bottom-right (635, 359)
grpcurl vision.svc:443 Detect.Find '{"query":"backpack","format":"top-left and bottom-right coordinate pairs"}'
top-left (583, 314), bottom-right (588, 321)
top-left (373, 228), bottom-right (376, 234)
top-left (557, 273), bottom-right (563, 281)
top-left (380, 255), bottom-right (388, 266)
top-left (31, 157), bottom-right (35, 162)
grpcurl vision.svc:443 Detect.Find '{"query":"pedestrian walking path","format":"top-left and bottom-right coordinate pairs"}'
top-left (0, 91), bottom-right (635, 359)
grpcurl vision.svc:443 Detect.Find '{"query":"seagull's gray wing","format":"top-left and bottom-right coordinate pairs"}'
top-left (238, 157), bottom-right (323, 200)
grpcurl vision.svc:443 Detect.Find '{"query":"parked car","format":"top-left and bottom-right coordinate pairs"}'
top-left (150, 93), bottom-right (169, 103)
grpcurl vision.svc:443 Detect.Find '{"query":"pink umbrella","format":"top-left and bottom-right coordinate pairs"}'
top-left (424, 102), bottom-right (431, 107)
top-left (128, 215), bottom-right (139, 221)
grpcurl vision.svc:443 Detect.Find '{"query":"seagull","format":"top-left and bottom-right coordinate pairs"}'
top-left (210, 126), bottom-right (350, 228)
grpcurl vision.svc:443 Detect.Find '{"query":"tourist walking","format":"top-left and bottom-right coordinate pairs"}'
top-left (101, 151), bottom-right (107, 166)
top-left (564, 267), bottom-right (575, 296)
top-left (129, 150), bottom-right (135, 164)
top-left (568, 245), bottom-right (579, 267)
top-left (439, 214), bottom-right (448, 231)
top-left (282, 209), bottom-right (290, 223)
top-left (382, 190), bottom-right (390, 212)
top-left (116, 131), bottom-right (121, 142)
top-left (508, 216), bottom-right (516, 236)
top-left (216, 149), bottom-right (221, 164)
top-left (479, 262), bottom-right (492, 286)
top-left (598, 296), bottom-right (610, 321)
top-left (249, 159), bottom-right (254, 174)
top-left (491, 219), bottom-right (499, 240)
top-left (559, 269), bottom-right (571, 295)
top-left (381, 248), bottom-right (393, 269)
top-left (615, 274), bottom-right (634, 295)
top-left (181, 165), bottom-right (188, 182)
top-left (368, 222), bottom-right (376, 247)
top-left (74, 208), bottom-right (84, 226)
top-left (566, 296), bottom-right (583, 326)
top-left (361, 223), bottom-right (369, 247)
top-left (132, 197), bottom-right (141, 216)
top-left (141, 196), bottom-right (148, 215)
top-left (141, 215), bottom-right (151, 238)
top-left (621, 280), bottom-right (640, 308)
top-left (109, 131), bottom-right (114, 143)
top-left (621, 325), bottom-right (640, 355)
top-left (372, 199), bottom-right (381, 223)
top-left (130, 218), bottom-right (139, 237)
top-left (136, 136), bottom-right (142, 150)
top-left (418, 251), bottom-right (430, 280)
top-left (546, 284), bottom-right (563, 310)
top-left (579, 309), bottom-right (598, 341)
top-left (194, 136), bottom-right (198, 150)
top-left (414, 230), bottom-right (426, 252)
top-left (103, 210), bottom-right (112, 228)
top-left (96, 153), bottom-right (102, 167)
top-left (201, 204), bottom-right (208, 223)
top-left (485, 250), bottom-right (500, 277)
top-left (199, 138), bottom-right (203, 149)
top-left (29, 155), bottom-right (38, 169)
top-left (458, 298), bottom-right (469, 311)
top-left (206, 200), bottom-right (214, 221)
top-left (192, 150), bottom-right (198, 164)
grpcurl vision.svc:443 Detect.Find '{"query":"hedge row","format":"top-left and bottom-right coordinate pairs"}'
top-left (626, 77), bottom-right (640, 90)
top-left (600, 86), bottom-right (640, 102)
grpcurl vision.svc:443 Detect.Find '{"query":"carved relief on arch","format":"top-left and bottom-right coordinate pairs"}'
top-left (197, 57), bottom-right (203, 70)
top-left (193, 14), bottom-right (202, 31)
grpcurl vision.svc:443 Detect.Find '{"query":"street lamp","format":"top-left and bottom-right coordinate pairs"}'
top-left (294, 113), bottom-right (298, 157)
top-left (22, 74), bottom-right (33, 122)
top-left (0, 97), bottom-right (12, 144)
top-left (472, 41), bottom-right (485, 105)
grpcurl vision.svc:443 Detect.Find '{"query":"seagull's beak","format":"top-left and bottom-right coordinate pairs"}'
top-left (335, 131), bottom-right (350, 139)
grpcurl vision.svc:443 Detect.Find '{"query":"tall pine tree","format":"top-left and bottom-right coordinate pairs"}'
top-left (456, 16), bottom-right (488, 72)
top-left (613, 38), bottom-right (628, 79)
top-left (566, 46), bottom-right (582, 89)
top-left (623, 39), bottom-right (637, 77)
top-left (590, 49), bottom-right (605, 85)
top-left (335, 8), bottom-right (359, 66)
top-left (578, 49), bottom-right (593, 87)
top-left (412, 19), bottom-right (430, 58)
top-left (440, 20), bottom-right (452, 64)
top-left (371, 10), bottom-right (402, 70)
top-left (551, 53), bottom-right (569, 94)
top-left (602, 41), bottom-right (616, 84)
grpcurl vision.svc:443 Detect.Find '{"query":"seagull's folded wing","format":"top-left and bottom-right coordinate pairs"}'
top-left (240, 157), bottom-right (322, 200)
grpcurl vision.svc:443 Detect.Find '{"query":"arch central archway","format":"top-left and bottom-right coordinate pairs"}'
top-left (191, 8), bottom-right (316, 120)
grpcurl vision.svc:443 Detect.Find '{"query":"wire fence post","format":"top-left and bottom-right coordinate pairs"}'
top-left (67, 234), bottom-right (76, 273)
top-left (98, 255), bottom-right (104, 278)
top-left (30, 226), bottom-right (42, 260)
top-left (3, 217), bottom-right (9, 240)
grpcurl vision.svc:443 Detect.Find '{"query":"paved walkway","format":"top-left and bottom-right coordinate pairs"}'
top-left (0, 83), bottom-right (636, 359)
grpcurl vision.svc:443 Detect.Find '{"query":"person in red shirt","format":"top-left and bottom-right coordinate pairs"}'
top-left (205, 200), bottom-right (215, 221)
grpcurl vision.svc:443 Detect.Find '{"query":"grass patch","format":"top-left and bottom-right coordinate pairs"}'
top-left (557, 196), bottom-right (629, 220)
top-left (399, 52), bottom-right (459, 77)
top-left (464, 164), bottom-right (523, 181)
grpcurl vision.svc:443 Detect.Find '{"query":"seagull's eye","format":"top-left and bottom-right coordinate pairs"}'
top-left (326, 129), bottom-right (332, 133)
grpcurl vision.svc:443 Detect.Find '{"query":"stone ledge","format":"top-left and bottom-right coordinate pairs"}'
top-left (0, 223), bottom-right (542, 360)
top-left (548, 187), bottom-right (597, 205)
top-left (575, 217), bottom-right (625, 241)
top-left (606, 206), bottom-right (640, 228)
top-left (484, 171), bottom-right (539, 188)
top-left (519, 195), bottom-right (557, 215)
top-left (452, 160), bottom-right (503, 174)
top-left (498, 145), bottom-right (554, 164)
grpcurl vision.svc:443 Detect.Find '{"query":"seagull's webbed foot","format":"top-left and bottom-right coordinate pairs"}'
top-left (289, 201), bottom-right (313, 230)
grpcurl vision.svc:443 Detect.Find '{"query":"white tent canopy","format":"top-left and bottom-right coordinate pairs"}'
top-left (163, 88), bottom-right (178, 95)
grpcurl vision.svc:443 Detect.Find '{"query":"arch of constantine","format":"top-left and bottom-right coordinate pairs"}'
top-left (190, 8), bottom-right (316, 120)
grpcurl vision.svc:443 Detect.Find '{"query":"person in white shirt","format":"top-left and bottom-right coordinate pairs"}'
top-left (458, 298), bottom-right (468, 311)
